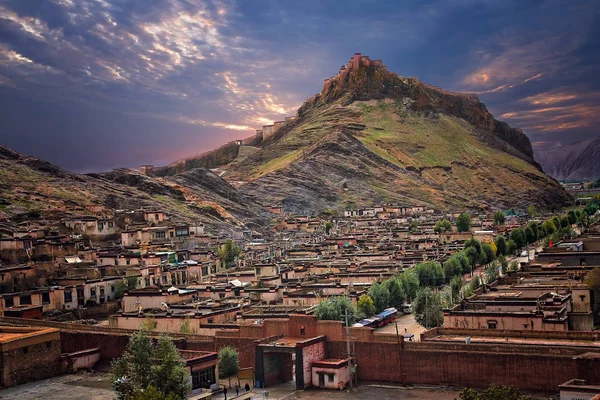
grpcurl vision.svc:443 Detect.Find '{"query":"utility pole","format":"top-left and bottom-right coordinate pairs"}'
top-left (345, 309), bottom-right (353, 390)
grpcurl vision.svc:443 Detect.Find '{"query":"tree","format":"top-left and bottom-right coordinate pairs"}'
top-left (357, 294), bottom-right (376, 317)
top-left (115, 280), bottom-right (128, 299)
top-left (585, 268), bottom-right (600, 295)
top-left (368, 283), bottom-right (391, 313)
top-left (527, 205), bottom-right (537, 218)
top-left (541, 220), bottom-right (556, 236)
top-left (506, 239), bottom-right (517, 255)
top-left (217, 239), bottom-right (241, 269)
top-left (527, 221), bottom-right (539, 242)
top-left (509, 228), bottom-right (526, 249)
top-left (415, 262), bottom-right (445, 287)
top-left (459, 384), bottom-right (531, 400)
top-left (498, 254), bottom-right (508, 274)
top-left (384, 278), bottom-right (406, 309)
top-left (494, 235), bottom-right (507, 256)
top-left (315, 296), bottom-right (359, 324)
top-left (218, 346), bottom-right (239, 388)
top-left (481, 243), bottom-right (496, 265)
top-left (397, 271), bottom-right (420, 301)
top-left (434, 219), bottom-right (452, 233)
top-left (111, 330), bottom-right (190, 400)
top-left (408, 219), bottom-right (419, 234)
top-left (324, 222), bottom-right (333, 235)
top-left (413, 287), bottom-right (443, 328)
top-left (456, 213), bottom-right (472, 232)
top-left (493, 211), bottom-right (505, 226)
top-left (567, 210), bottom-right (577, 225)
top-left (525, 227), bottom-right (536, 245)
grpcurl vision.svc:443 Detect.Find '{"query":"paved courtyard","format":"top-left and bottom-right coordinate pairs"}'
top-left (375, 312), bottom-right (425, 340)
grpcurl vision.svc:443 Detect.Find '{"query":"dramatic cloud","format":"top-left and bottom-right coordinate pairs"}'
top-left (0, 0), bottom-right (598, 170)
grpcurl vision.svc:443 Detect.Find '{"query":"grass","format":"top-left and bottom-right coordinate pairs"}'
top-left (355, 100), bottom-right (543, 175)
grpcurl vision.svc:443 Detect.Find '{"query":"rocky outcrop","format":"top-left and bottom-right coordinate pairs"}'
top-left (535, 137), bottom-right (600, 180)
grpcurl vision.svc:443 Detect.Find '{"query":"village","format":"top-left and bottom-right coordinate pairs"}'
top-left (1, 196), bottom-right (600, 399)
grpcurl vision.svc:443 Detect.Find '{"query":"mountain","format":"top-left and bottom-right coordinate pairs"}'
top-left (0, 145), bottom-right (269, 231)
top-left (535, 137), bottom-right (600, 181)
top-left (217, 53), bottom-right (570, 213)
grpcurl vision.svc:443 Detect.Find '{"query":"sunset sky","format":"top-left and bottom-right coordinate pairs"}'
top-left (0, 0), bottom-right (598, 172)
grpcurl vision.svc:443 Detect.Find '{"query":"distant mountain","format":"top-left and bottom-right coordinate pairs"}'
top-left (216, 53), bottom-right (570, 213)
top-left (535, 136), bottom-right (600, 181)
top-left (0, 145), bottom-right (269, 231)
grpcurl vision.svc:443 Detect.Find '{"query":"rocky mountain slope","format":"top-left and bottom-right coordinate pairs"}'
top-left (535, 136), bottom-right (600, 181)
top-left (0, 145), bottom-right (269, 231)
top-left (222, 54), bottom-right (570, 213)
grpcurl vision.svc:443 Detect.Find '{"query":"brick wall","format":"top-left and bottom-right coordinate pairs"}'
top-left (1, 338), bottom-right (62, 387)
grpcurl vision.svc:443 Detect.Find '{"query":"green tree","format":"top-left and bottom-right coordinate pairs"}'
top-left (111, 330), bottom-right (190, 400)
top-left (324, 222), bottom-right (333, 235)
top-left (493, 211), bottom-right (505, 226)
top-left (397, 271), bottom-right (420, 301)
top-left (115, 280), bottom-right (128, 299)
top-left (527, 221), bottom-right (539, 242)
top-left (179, 317), bottom-right (195, 334)
top-left (449, 275), bottom-right (464, 300)
top-left (357, 294), bottom-right (376, 317)
top-left (140, 317), bottom-right (157, 331)
top-left (434, 219), bottom-right (452, 233)
top-left (218, 346), bottom-right (239, 388)
top-left (494, 235), bottom-right (507, 256)
top-left (443, 254), bottom-right (463, 281)
top-left (509, 228), bottom-right (526, 249)
top-left (127, 276), bottom-right (139, 290)
top-left (506, 239), bottom-right (517, 255)
top-left (413, 287), bottom-right (443, 328)
top-left (541, 220), bottom-right (556, 236)
top-left (499, 254), bottom-right (508, 275)
top-left (408, 219), bottom-right (419, 234)
top-left (315, 296), bottom-right (359, 324)
top-left (525, 226), bottom-right (536, 245)
top-left (415, 262), bottom-right (445, 287)
top-left (217, 239), bottom-right (241, 269)
top-left (567, 210), bottom-right (577, 225)
top-left (456, 213), bottom-right (472, 232)
top-left (384, 278), bottom-right (406, 309)
top-left (481, 243), bottom-right (496, 265)
top-left (527, 205), bottom-right (537, 218)
top-left (368, 283), bottom-right (391, 313)
top-left (459, 384), bottom-right (531, 400)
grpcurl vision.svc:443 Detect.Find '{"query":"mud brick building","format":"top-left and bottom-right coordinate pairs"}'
top-left (0, 326), bottom-right (62, 387)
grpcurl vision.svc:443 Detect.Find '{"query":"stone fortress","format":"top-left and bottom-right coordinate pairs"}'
top-left (322, 52), bottom-right (384, 92)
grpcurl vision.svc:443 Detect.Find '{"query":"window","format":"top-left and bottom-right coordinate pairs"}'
top-left (90, 287), bottom-right (97, 298)
top-left (42, 292), bottom-right (50, 304)
top-left (108, 222), bottom-right (114, 228)
top-left (111, 285), bottom-right (115, 293)
top-left (64, 291), bottom-right (73, 303)
top-left (23, 347), bottom-right (29, 354)
top-left (46, 342), bottom-right (52, 349)
top-left (5, 296), bottom-right (14, 307)
top-left (20, 295), bottom-right (32, 305)
top-left (580, 295), bottom-right (586, 301)
top-left (192, 367), bottom-right (215, 390)
top-left (300, 326), bottom-right (306, 336)
top-left (155, 231), bottom-right (166, 239)
top-left (487, 320), bottom-right (497, 329)
top-left (155, 214), bottom-right (159, 220)
top-left (523, 324), bottom-right (529, 329)
top-left (98, 222), bottom-right (104, 230)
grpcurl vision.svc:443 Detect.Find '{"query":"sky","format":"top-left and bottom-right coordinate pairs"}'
top-left (0, 0), bottom-right (598, 172)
